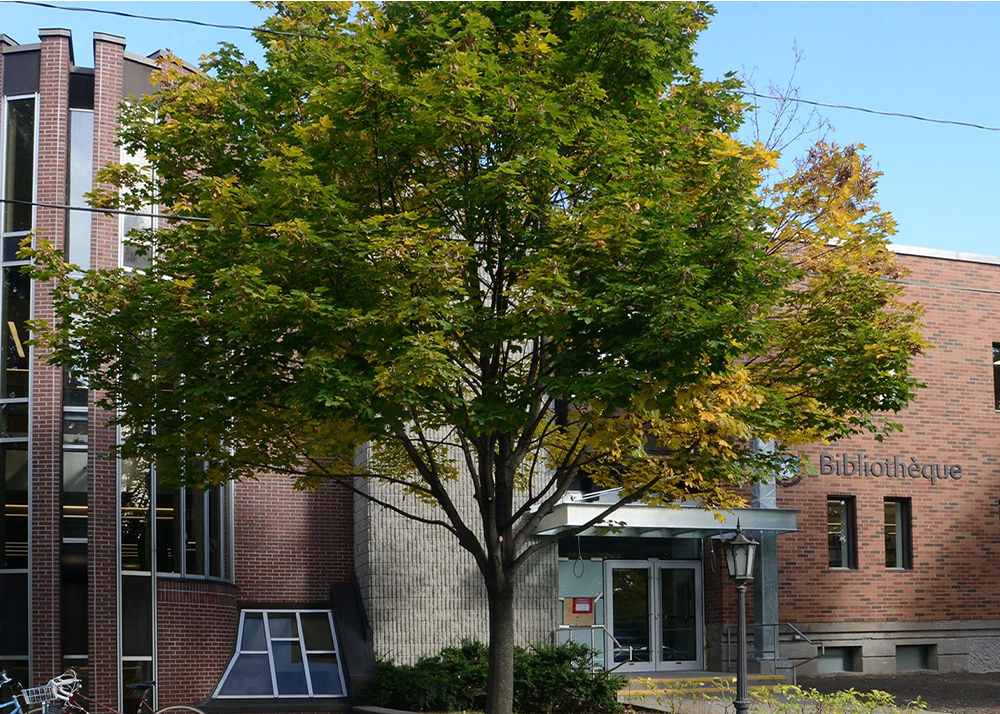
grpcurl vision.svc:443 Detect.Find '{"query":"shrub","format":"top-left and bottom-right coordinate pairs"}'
top-left (363, 640), bottom-right (623, 713)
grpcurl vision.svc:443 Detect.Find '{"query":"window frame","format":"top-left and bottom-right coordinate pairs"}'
top-left (884, 497), bottom-right (912, 569)
top-left (213, 609), bottom-right (347, 700)
top-left (827, 496), bottom-right (857, 569)
top-left (993, 343), bottom-right (1000, 411)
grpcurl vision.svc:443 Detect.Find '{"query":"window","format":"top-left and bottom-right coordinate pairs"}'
top-left (119, 145), bottom-right (155, 270)
top-left (827, 497), bottom-right (857, 568)
top-left (884, 498), bottom-right (912, 568)
top-left (994, 343), bottom-right (1000, 411)
top-left (215, 611), bottom-right (346, 699)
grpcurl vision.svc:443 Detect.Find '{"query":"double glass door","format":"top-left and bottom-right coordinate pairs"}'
top-left (605, 560), bottom-right (703, 671)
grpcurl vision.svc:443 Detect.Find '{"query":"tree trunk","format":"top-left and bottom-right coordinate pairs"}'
top-left (484, 579), bottom-right (516, 714)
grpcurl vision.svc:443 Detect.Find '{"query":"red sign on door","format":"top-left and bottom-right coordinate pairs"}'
top-left (571, 597), bottom-right (594, 614)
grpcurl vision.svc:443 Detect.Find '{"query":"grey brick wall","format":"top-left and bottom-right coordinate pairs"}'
top-left (354, 443), bottom-right (559, 663)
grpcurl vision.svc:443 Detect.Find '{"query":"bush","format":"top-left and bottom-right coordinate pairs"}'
top-left (363, 640), bottom-right (623, 713)
top-left (513, 641), bottom-right (622, 714)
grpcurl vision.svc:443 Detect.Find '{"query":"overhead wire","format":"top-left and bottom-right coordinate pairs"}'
top-left (742, 91), bottom-right (1000, 133)
top-left (7, 1), bottom-right (1000, 133)
top-left (8, 0), bottom-right (327, 40)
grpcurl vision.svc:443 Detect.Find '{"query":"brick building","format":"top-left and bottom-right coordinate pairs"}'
top-left (4, 23), bottom-right (1000, 714)
top-left (0, 29), bottom-right (360, 713)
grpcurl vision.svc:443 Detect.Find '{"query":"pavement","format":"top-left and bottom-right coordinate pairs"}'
top-left (800, 671), bottom-right (1000, 714)
top-left (617, 670), bottom-right (974, 713)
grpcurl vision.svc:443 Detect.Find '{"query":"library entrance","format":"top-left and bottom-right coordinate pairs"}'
top-left (605, 560), bottom-right (703, 671)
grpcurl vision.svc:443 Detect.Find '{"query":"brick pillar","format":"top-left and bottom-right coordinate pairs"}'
top-left (32, 27), bottom-right (72, 682)
top-left (90, 32), bottom-right (126, 709)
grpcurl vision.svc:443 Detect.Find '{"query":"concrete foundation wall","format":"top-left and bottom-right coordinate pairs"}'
top-left (778, 620), bottom-right (1000, 676)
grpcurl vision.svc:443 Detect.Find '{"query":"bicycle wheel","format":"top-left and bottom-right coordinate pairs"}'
top-left (155, 706), bottom-right (207, 714)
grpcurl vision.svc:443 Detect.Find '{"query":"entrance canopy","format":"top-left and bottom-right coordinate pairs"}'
top-left (535, 501), bottom-right (797, 538)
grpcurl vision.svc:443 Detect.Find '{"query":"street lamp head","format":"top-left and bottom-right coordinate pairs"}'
top-left (723, 520), bottom-right (759, 582)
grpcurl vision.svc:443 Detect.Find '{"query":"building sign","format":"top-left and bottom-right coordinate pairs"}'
top-left (819, 452), bottom-right (962, 485)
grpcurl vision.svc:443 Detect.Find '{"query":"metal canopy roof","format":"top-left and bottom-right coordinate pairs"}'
top-left (534, 502), bottom-right (797, 538)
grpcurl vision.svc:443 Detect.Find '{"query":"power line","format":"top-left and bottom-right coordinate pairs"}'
top-left (8, 0), bottom-right (326, 40)
top-left (9, 2), bottom-right (1000, 133)
top-left (743, 91), bottom-right (1000, 133)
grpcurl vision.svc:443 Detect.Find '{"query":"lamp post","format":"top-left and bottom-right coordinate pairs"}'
top-left (722, 521), bottom-right (759, 714)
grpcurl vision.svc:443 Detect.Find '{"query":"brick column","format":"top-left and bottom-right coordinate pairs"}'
top-left (32, 27), bottom-right (72, 682)
top-left (90, 32), bottom-right (126, 709)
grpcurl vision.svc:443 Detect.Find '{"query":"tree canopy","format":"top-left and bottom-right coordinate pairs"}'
top-left (27, 3), bottom-right (924, 713)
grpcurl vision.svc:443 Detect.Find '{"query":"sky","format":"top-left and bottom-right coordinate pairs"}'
top-left (1, 1), bottom-right (997, 256)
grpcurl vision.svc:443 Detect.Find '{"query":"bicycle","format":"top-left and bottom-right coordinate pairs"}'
top-left (7, 671), bottom-right (203, 714)
top-left (0, 671), bottom-right (32, 714)
top-left (0, 669), bottom-right (79, 714)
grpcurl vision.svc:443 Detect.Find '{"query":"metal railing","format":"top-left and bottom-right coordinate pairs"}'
top-left (724, 622), bottom-right (825, 685)
top-left (555, 623), bottom-right (636, 672)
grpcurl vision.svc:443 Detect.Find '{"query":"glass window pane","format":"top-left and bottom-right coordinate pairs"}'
top-left (300, 612), bottom-right (334, 651)
top-left (185, 488), bottom-right (205, 575)
top-left (268, 613), bottom-right (297, 639)
top-left (4, 99), bottom-right (35, 234)
top-left (306, 654), bottom-right (344, 696)
top-left (1, 267), bottom-right (30, 400)
top-left (0, 403), bottom-right (27, 439)
top-left (2, 445), bottom-right (28, 568)
top-left (218, 654), bottom-right (273, 696)
top-left (121, 459), bottom-right (151, 571)
top-left (271, 641), bottom-right (308, 696)
top-left (155, 477), bottom-right (179, 574)
top-left (63, 370), bottom-right (88, 408)
top-left (63, 452), bottom-right (88, 541)
top-left (241, 613), bottom-right (266, 652)
top-left (0, 572), bottom-right (28, 656)
top-left (121, 575), bottom-right (152, 656)
top-left (121, 661), bottom-right (152, 714)
top-left (62, 412), bottom-right (87, 445)
top-left (67, 109), bottom-right (93, 269)
top-left (209, 486), bottom-right (222, 578)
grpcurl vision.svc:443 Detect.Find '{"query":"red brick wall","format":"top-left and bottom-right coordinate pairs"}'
top-left (234, 474), bottom-right (354, 603)
top-left (32, 31), bottom-right (71, 681)
top-left (89, 35), bottom-right (126, 705)
top-left (779, 251), bottom-right (1000, 624)
top-left (155, 579), bottom-right (239, 706)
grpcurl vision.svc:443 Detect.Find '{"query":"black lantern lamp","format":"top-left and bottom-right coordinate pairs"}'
top-left (722, 521), bottom-right (759, 714)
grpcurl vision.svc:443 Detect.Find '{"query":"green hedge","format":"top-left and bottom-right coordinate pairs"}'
top-left (363, 640), bottom-right (623, 713)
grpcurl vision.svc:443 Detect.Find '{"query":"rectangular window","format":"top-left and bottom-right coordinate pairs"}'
top-left (67, 109), bottom-right (94, 270)
top-left (994, 343), bottom-right (1000, 411)
top-left (827, 497), bottom-right (857, 569)
top-left (884, 498), bottom-right (912, 568)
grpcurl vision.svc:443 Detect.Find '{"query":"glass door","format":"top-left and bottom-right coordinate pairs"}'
top-left (656, 562), bottom-right (703, 670)
top-left (604, 559), bottom-right (703, 671)
top-left (604, 561), bottom-right (654, 671)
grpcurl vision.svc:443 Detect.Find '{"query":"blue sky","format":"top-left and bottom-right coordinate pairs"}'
top-left (2, 1), bottom-right (997, 256)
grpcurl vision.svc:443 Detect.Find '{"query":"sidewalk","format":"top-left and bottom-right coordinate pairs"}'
top-left (618, 672), bottom-right (953, 713)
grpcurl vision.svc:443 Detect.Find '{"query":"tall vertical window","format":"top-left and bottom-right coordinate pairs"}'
top-left (993, 343), bottom-right (1000, 411)
top-left (884, 498), bottom-right (912, 569)
top-left (827, 497), bottom-right (857, 569)
top-left (67, 109), bottom-right (94, 270)
top-left (119, 146), bottom-right (154, 270)
top-left (0, 95), bottom-right (35, 682)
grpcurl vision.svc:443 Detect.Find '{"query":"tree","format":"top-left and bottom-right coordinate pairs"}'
top-left (27, 3), bottom-right (924, 713)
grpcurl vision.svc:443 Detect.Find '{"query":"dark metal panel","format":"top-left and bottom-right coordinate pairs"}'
top-left (2, 49), bottom-right (40, 96)
top-left (122, 57), bottom-right (154, 99)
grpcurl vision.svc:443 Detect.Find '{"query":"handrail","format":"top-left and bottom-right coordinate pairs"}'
top-left (723, 622), bottom-right (826, 685)
top-left (556, 623), bottom-right (634, 672)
